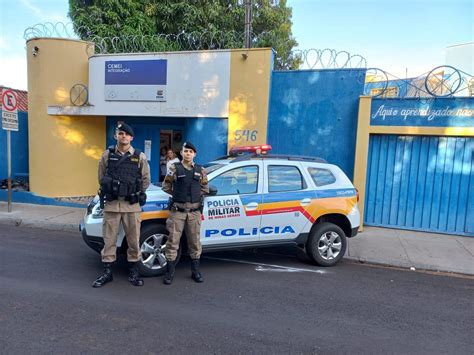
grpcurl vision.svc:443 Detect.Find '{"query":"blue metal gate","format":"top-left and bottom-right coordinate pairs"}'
top-left (364, 135), bottom-right (474, 236)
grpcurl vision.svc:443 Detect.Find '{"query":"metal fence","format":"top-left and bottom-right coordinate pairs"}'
top-left (363, 66), bottom-right (473, 99)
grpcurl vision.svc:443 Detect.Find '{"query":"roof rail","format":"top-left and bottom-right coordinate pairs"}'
top-left (226, 154), bottom-right (328, 164)
top-left (214, 155), bottom-right (231, 160)
top-left (267, 154), bottom-right (328, 163)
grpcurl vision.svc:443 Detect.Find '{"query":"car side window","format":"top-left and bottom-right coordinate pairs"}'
top-left (210, 166), bottom-right (259, 196)
top-left (268, 165), bottom-right (306, 192)
top-left (308, 167), bottom-right (336, 187)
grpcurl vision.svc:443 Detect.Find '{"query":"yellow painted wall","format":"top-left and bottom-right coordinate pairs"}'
top-left (228, 48), bottom-right (273, 150)
top-left (27, 38), bottom-right (105, 197)
top-left (352, 96), bottom-right (372, 231)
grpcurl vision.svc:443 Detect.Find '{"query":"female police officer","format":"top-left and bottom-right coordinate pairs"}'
top-left (162, 142), bottom-right (209, 284)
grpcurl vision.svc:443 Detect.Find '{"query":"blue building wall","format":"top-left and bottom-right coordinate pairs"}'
top-left (184, 117), bottom-right (228, 164)
top-left (267, 69), bottom-right (366, 180)
top-left (0, 111), bottom-right (29, 181)
top-left (106, 116), bottom-right (227, 182)
top-left (0, 189), bottom-right (85, 207)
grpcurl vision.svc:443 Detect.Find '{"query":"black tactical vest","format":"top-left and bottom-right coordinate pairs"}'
top-left (172, 162), bottom-right (202, 203)
top-left (105, 146), bottom-right (142, 198)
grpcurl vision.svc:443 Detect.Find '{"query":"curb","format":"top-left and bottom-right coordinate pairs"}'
top-left (344, 256), bottom-right (474, 278)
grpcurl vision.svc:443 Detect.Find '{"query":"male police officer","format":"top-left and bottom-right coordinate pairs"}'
top-left (92, 123), bottom-right (150, 288)
top-left (162, 142), bottom-right (209, 285)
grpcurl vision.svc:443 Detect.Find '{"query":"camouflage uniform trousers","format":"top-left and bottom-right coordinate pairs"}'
top-left (165, 202), bottom-right (202, 262)
top-left (101, 211), bottom-right (141, 263)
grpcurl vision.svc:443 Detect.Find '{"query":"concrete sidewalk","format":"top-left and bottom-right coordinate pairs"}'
top-left (0, 202), bottom-right (473, 276)
top-left (0, 202), bottom-right (84, 233)
top-left (346, 227), bottom-right (474, 276)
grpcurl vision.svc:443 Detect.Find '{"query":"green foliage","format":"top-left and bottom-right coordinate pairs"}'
top-left (69, 0), bottom-right (301, 69)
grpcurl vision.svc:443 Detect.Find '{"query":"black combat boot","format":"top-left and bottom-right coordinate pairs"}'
top-left (128, 262), bottom-right (144, 286)
top-left (92, 263), bottom-right (113, 288)
top-left (163, 259), bottom-right (176, 285)
top-left (191, 259), bottom-right (204, 283)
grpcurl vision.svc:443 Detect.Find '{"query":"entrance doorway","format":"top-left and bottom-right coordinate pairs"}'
top-left (158, 129), bottom-right (183, 182)
top-left (107, 117), bottom-right (185, 184)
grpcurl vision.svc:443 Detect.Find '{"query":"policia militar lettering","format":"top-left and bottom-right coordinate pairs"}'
top-left (92, 123), bottom-right (151, 288)
top-left (162, 141), bottom-right (209, 285)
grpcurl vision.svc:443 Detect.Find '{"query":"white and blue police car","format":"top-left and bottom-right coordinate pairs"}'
top-left (81, 145), bottom-right (360, 276)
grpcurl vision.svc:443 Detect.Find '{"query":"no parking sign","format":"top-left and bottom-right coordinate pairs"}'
top-left (1, 88), bottom-right (18, 212)
top-left (2, 89), bottom-right (19, 131)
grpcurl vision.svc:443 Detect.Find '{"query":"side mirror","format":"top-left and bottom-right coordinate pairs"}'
top-left (209, 185), bottom-right (218, 196)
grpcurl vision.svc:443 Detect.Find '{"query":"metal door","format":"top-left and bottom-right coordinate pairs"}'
top-left (364, 135), bottom-right (473, 236)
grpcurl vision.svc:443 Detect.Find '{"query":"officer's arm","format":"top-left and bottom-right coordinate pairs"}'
top-left (162, 164), bottom-right (176, 195)
top-left (98, 151), bottom-right (108, 184)
top-left (200, 169), bottom-right (210, 195)
top-left (139, 153), bottom-right (151, 190)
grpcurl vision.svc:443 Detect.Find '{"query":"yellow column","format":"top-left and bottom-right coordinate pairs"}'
top-left (353, 96), bottom-right (372, 231)
top-left (228, 48), bottom-right (273, 150)
top-left (27, 38), bottom-right (105, 197)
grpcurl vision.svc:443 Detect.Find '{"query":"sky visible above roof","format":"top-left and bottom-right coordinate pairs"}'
top-left (0, 0), bottom-right (472, 90)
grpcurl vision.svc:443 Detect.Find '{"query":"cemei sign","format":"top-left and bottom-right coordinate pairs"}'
top-left (104, 59), bottom-right (168, 102)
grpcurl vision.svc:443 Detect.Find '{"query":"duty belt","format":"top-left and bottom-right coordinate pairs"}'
top-left (174, 206), bottom-right (200, 213)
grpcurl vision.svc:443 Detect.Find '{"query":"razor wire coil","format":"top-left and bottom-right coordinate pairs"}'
top-left (23, 22), bottom-right (367, 70)
top-left (23, 22), bottom-right (473, 97)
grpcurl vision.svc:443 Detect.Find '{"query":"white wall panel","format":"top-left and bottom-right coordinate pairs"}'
top-left (50, 51), bottom-right (231, 118)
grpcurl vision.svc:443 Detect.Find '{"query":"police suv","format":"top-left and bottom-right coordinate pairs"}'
top-left (81, 145), bottom-right (360, 276)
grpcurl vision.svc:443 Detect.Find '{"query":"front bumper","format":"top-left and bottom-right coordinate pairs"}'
top-left (80, 222), bottom-right (104, 253)
top-left (351, 227), bottom-right (359, 238)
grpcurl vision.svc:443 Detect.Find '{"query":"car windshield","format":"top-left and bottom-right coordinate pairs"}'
top-left (203, 163), bottom-right (225, 174)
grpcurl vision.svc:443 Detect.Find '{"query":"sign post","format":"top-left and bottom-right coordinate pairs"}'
top-left (1, 89), bottom-right (19, 213)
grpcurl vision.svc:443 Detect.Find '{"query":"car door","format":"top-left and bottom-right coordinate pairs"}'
top-left (201, 161), bottom-right (263, 246)
top-left (260, 161), bottom-right (314, 241)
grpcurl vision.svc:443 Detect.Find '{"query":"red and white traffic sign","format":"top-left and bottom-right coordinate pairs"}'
top-left (1, 89), bottom-right (19, 131)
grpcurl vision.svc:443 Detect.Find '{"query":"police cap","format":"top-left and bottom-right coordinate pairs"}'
top-left (116, 122), bottom-right (134, 137)
top-left (182, 141), bottom-right (197, 153)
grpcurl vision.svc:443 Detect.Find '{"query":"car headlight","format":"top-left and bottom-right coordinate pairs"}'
top-left (86, 199), bottom-right (104, 219)
top-left (92, 206), bottom-right (104, 219)
top-left (86, 199), bottom-right (96, 215)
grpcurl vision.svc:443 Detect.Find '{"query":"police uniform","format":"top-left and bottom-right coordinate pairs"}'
top-left (92, 123), bottom-right (150, 288)
top-left (162, 142), bottom-right (209, 284)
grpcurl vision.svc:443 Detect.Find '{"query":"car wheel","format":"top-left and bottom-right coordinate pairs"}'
top-left (306, 222), bottom-right (347, 267)
top-left (137, 224), bottom-right (181, 277)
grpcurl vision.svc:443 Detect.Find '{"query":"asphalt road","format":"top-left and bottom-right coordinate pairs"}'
top-left (1, 225), bottom-right (473, 354)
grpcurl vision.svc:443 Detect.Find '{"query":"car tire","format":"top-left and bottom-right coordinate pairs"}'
top-left (137, 223), bottom-right (181, 277)
top-left (306, 222), bottom-right (347, 267)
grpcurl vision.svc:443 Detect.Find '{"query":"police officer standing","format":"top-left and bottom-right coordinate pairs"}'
top-left (162, 142), bottom-right (209, 284)
top-left (92, 123), bottom-right (150, 288)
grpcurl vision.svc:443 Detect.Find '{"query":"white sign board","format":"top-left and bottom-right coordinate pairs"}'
top-left (2, 89), bottom-right (19, 131)
top-left (144, 140), bottom-right (152, 161)
top-left (85, 52), bottom-right (230, 117)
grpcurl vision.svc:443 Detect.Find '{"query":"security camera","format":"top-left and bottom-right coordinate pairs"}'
top-left (32, 46), bottom-right (39, 56)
